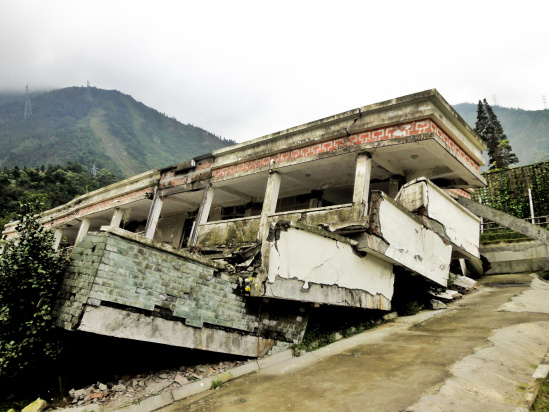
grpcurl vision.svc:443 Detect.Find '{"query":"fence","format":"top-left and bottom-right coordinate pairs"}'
top-left (473, 161), bottom-right (549, 223)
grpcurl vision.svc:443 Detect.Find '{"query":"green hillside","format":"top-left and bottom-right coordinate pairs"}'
top-left (454, 103), bottom-right (549, 166)
top-left (0, 87), bottom-right (234, 178)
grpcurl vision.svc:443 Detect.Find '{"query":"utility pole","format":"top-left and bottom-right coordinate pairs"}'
top-left (86, 81), bottom-right (92, 102)
top-left (24, 84), bottom-right (32, 119)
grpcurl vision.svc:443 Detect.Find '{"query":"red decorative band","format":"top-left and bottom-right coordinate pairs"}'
top-left (212, 119), bottom-right (480, 178)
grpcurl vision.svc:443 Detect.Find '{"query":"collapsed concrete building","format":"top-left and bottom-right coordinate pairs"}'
top-left (3, 89), bottom-right (487, 357)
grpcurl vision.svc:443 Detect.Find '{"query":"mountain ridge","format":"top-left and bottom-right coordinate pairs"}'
top-left (453, 103), bottom-right (549, 166)
top-left (0, 87), bottom-right (234, 178)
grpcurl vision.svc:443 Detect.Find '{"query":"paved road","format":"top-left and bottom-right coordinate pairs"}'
top-left (161, 274), bottom-right (549, 412)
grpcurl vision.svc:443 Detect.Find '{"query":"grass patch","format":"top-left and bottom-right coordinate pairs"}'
top-left (211, 380), bottom-right (223, 390)
top-left (531, 377), bottom-right (549, 411)
top-left (291, 307), bottom-right (386, 356)
top-left (396, 301), bottom-right (424, 316)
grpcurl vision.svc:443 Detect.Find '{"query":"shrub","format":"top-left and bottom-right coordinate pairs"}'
top-left (0, 204), bottom-right (68, 377)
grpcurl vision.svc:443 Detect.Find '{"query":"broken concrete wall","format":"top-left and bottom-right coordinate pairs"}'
top-left (264, 224), bottom-right (394, 310)
top-left (196, 205), bottom-right (357, 249)
top-left (396, 178), bottom-right (480, 258)
top-left (197, 217), bottom-right (261, 248)
top-left (377, 195), bottom-right (451, 286)
top-left (54, 227), bottom-right (309, 357)
top-left (268, 204), bottom-right (355, 231)
top-left (357, 192), bottom-right (452, 287)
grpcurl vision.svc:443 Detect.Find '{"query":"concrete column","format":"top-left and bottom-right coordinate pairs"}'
top-left (53, 228), bottom-right (63, 250)
top-left (189, 185), bottom-right (215, 247)
top-left (459, 259), bottom-right (468, 277)
top-left (144, 195), bottom-right (164, 240)
top-left (257, 171), bottom-right (281, 241)
top-left (75, 218), bottom-right (91, 245)
top-left (352, 153), bottom-right (372, 219)
top-left (110, 208), bottom-right (124, 228)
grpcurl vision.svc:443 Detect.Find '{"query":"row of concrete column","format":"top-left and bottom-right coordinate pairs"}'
top-left (52, 207), bottom-right (127, 250)
top-left (54, 152), bottom-right (373, 250)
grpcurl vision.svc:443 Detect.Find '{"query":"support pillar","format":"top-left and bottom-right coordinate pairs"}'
top-left (252, 171), bottom-right (282, 297)
top-left (144, 194), bottom-right (164, 240)
top-left (75, 218), bottom-right (91, 245)
top-left (189, 185), bottom-right (215, 247)
top-left (459, 258), bottom-right (468, 277)
top-left (110, 208), bottom-right (124, 228)
top-left (53, 228), bottom-right (63, 250)
top-left (352, 152), bottom-right (372, 219)
top-left (257, 171), bottom-right (281, 242)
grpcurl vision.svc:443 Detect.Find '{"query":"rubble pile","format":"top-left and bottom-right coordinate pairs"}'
top-left (67, 359), bottom-right (251, 410)
top-left (428, 275), bottom-right (478, 309)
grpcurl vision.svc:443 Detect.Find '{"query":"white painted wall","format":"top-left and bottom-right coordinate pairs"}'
top-left (397, 179), bottom-right (480, 258)
top-left (426, 184), bottom-right (480, 258)
top-left (267, 228), bottom-right (394, 300)
top-left (379, 199), bottom-right (452, 286)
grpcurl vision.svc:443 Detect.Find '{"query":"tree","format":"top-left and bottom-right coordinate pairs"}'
top-left (0, 203), bottom-right (68, 377)
top-left (96, 168), bottom-right (117, 187)
top-left (475, 99), bottom-right (519, 170)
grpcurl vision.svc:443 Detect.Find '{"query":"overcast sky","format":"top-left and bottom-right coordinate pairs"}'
top-left (1, 1), bottom-right (547, 142)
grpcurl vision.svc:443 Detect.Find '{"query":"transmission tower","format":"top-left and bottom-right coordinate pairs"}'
top-left (543, 95), bottom-right (548, 110)
top-left (86, 80), bottom-right (92, 102)
top-left (492, 94), bottom-right (498, 106)
top-left (91, 163), bottom-right (98, 177)
top-left (24, 84), bottom-right (32, 119)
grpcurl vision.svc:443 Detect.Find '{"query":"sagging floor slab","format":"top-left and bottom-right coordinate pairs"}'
top-left (78, 305), bottom-right (274, 357)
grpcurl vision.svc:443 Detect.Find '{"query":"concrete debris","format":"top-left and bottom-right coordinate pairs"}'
top-left (450, 276), bottom-right (478, 294)
top-left (66, 359), bottom-right (252, 410)
top-left (430, 299), bottom-right (447, 310)
top-left (21, 398), bottom-right (47, 412)
top-left (428, 289), bottom-right (462, 302)
top-left (382, 312), bottom-right (398, 321)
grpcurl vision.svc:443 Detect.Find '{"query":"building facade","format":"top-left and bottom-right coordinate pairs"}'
top-left (3, 89), bottom-right (487, 357)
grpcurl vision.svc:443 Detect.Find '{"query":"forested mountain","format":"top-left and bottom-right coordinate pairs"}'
top-left (0, 162), bottom-right (118, 231)
top-left (0, 87), bottom-right (234, 178)
top-left (454, 103), bottom-right (549, 166)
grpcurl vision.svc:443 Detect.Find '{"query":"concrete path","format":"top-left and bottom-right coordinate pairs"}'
top-left (160, 274), bottom-right (549, 412)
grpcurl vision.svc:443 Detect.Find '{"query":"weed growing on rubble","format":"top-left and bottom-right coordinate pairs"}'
top-left (211, 380), bottom-right (223, 389)
top-left (397, 301), bottom-right (424, 316)
top-left (291, 317), bottom-right (382, 356)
